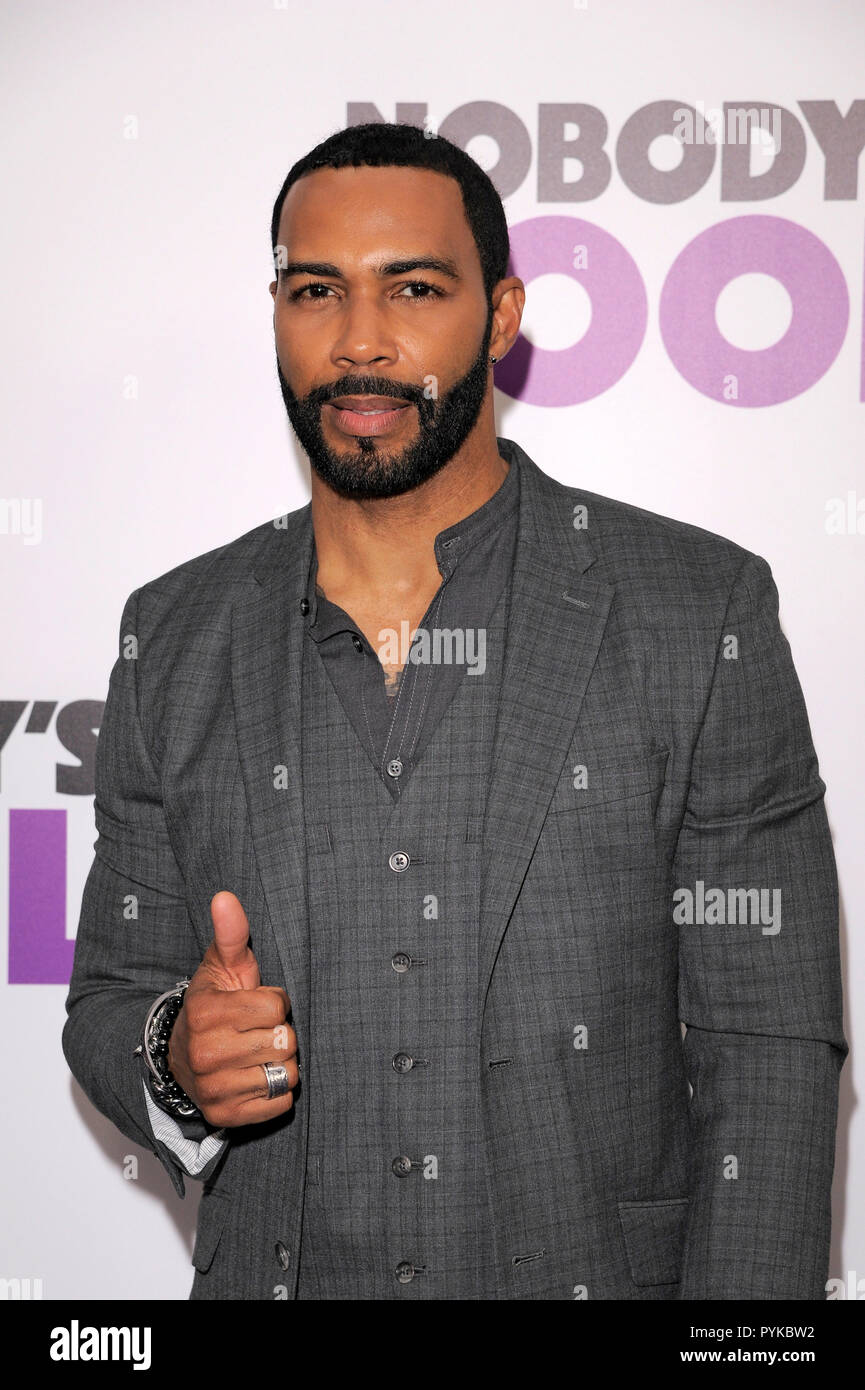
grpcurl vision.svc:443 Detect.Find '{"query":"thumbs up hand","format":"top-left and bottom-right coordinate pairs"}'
top-left (166, 891), bottom-right (298, 1127)
top-left (199, 889), bottom-right (262, 991)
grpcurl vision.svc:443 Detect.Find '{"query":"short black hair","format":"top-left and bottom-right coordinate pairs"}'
top-left (270, 121), bottom-right (510, 304)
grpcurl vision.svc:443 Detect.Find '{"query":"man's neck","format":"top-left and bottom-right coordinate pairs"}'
top-left (310, 436), bottom-right (510, 606)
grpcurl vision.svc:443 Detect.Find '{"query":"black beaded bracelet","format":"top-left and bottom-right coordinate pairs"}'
top-left (134, 978), bottom-right (203, 1119)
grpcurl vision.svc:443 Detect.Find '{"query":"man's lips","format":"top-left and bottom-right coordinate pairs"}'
top-left (324, 396), bottom-right (412, 437)
top-left (329, 394), bottom-right (410, 411)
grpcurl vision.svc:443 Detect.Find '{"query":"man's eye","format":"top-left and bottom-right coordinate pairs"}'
top-left (398, 281), bottom-right (443, 300)
top-left (289, 282), bottom-right (333, 301)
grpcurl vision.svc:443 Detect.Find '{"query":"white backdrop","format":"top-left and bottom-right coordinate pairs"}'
top-left (1, 0), bottom-right (862, 1299)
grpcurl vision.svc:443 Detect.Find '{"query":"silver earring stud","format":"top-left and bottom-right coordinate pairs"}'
top-left (490, 355), bottom-right (498, 364)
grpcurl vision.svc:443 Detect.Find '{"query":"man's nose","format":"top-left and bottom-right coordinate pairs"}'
top-left (330, 292), bottom-right (398, 368)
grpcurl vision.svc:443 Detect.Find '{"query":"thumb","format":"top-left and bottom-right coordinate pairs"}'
top-left (207, 890), bottom-right (261, 990)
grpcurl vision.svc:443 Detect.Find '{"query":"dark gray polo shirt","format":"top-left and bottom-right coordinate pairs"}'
top-left (301, 440), bottom-right (521, 800)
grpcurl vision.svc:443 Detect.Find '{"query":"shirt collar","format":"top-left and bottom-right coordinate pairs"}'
top-left (432, 441), bottom-right (519, 579)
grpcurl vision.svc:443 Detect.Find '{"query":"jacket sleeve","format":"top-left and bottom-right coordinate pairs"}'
top-left (673, 552), bottom-right (847, 1300)
top-left (62, 586), bottom-right (230, 1199)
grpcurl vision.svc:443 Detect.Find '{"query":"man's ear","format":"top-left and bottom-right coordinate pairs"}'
top-left (488, 276), bottom-right (525, 362)
top-left (269, 280), bottom-right (277, 300)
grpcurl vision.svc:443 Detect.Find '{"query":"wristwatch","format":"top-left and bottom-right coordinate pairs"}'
top-left (133, 978), bottom-right (202, 1119)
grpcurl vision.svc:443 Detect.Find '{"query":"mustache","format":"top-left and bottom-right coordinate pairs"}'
top-left (304, 377), bottom-right (429, 409)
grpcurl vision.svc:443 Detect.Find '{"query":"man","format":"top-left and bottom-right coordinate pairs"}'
top-left (63, 122), bottom-right (847, 1301)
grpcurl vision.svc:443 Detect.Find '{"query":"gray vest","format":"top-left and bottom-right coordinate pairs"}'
top-left (295, 578), bottom-right (511, 1299)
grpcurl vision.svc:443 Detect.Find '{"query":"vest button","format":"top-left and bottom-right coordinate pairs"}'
top-left (386, 758), bottom-right (403, 778)
top-left (274, 1241), bottom-right (291, 1270)
top-left (388, 851), bottom-right (410, 872)
top-left (395, 1260), bottom-right (416, 1284)
top-left (391, 952), bottom-right (411, 973)
top-left (352, 635), bottom-right (363, 652)
top-left (392, 1052), bottom-right (414, 1073)
top-left (392, 1155), bottom-right (413, 1176)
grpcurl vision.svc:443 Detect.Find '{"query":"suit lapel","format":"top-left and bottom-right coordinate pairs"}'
top-left (231, 505), bottom-right (314, 1031)
top-left (478, 444), bottom-right (614, 1014)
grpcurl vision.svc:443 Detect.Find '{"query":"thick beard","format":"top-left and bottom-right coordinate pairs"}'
top-left (275, 306), bottom-right (494, 501)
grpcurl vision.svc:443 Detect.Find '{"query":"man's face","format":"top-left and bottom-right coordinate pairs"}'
top-left (270, 165), bottom-right (494, 501)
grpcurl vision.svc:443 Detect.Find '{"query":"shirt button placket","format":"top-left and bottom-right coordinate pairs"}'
top-left (388, 845), bottom-right (423, 1284)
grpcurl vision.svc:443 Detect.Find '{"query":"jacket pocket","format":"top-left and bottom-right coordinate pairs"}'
top-left (548, 747), bottom-right (670, 814)
top-left (191, 1192), bottom-right (231, 1273)
top-left (617, 1197), bottom-right (690, 1287)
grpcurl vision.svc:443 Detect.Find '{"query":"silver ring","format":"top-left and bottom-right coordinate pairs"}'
top-left (262, 1062), bottom-right (290, 1099)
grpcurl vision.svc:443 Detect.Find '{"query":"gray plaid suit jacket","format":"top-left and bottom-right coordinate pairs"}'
top-left (63, 437), bottom-right (847, 1300)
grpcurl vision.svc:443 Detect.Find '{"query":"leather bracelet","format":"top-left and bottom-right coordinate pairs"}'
top-left (133, 978), bottom-right (203, 1119)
